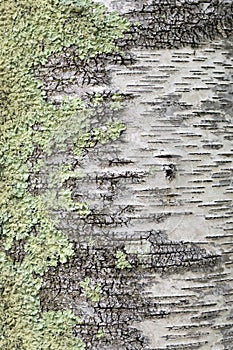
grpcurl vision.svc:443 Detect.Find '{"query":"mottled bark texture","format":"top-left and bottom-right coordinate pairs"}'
top-left (33, 1), bottom-right (233, 349)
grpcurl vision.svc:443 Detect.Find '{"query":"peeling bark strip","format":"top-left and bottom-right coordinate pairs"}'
top-left (31, 0), bottom-right (233, 349)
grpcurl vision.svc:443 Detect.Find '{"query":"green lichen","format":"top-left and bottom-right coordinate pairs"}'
top-left (80, 277), bottom-right (102, 303)
top-left (0, 253), bottom-right (84, 349)
top-left (40, 163), bottom-right (90, 216)
top-left (115, 251), bottom-right (132, 270)
top-left (110, 93), bottom-right (126, 111)
top-left (0, 0), bottom-right (129, 348)
top-left (75, 120), bottom-right (126, 156)
top-left (95, 329), bottom-right (106, 340)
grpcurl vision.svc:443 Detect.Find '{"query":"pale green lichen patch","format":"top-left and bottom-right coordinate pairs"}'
top-left (80, 277), bottom-right (102, 303)
top-left (115, 250), bottom-right (132, 270)
top-left (75, 120), bottom-right (126, 156)
top-left (0, 0), bottom-right (128, 348)
top-left (95, 329), bottom-right (106, 340)
top-left (0, 253), bottom-right (84, 349)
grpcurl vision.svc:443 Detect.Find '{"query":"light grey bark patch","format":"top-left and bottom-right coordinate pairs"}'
top-left (37, 43), bottom-right (233, 348)
top-left (32, 1), bottom-right (233, 349)
top-left (36, 38), bottom-right (233, 347)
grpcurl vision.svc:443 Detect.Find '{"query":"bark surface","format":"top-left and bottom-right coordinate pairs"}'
top-left (35, 1), bottom-right (233, 349)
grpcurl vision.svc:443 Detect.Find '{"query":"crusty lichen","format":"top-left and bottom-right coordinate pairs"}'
top-left (80, 277), bottom-right (102, 303)
top-left (0, 0), bottom-right (128, 348)
top-left (115, 250), bottom-right (132, 270)
top-left (74, 120), bottom-right (126, 156)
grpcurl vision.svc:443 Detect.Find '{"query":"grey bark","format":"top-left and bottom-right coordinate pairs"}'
top-left (35, 1), bottom-right (233, 349)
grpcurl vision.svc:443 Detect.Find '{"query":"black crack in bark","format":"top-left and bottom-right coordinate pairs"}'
top-left (32, 1), bottom-right (233, 348)
top-left (35, 1), bottom-right (233, 102)
top-left (34, 50), bottom-right (135, 102)
top-left (40, 240), bottom-right (220, 350)
top-left (5, 238), bottom-right (27, 264)
top-left (119, 0), bottom-right (233, 50)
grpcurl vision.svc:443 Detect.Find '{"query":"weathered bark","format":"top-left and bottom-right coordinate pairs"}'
top-left (35, 1), bottom-right (233, 349)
